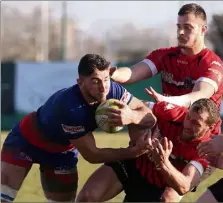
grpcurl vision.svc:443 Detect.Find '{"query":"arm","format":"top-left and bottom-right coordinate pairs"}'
top-left (198, 135), bottom-right (223, 157)
top-left (163, 81), bottom-right (215, 108)
top-left (111, 62), bottom-right (153, 84)
top-left (111, 48), bottom-right (167, 84)
top-left (157, 60), bottom-right (223, 108)
top-left (69, 131), bottom-right (146, 164)
top-left (150, 137), bottom-right (204, 195)
top-left (128, 96), bottom-right (157, 126)
top-left (158, 160), bottom-right (202, 195)
top-left (107, 97), bottom-right (157, 128)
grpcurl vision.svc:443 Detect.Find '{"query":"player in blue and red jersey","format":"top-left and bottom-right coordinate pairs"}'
top-left (76, 98), bottom-right (219, 202)
top-left (1, 54), bottom-right (156, 202)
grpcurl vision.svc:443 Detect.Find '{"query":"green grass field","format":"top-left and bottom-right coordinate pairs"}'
top-left (1, 131), bottom-right (222, 202)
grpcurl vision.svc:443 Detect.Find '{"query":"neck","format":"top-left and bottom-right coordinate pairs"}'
top-left (181, 42), bottom-right (206, 56)
top-left (80, 87), bottom-right (99, 106)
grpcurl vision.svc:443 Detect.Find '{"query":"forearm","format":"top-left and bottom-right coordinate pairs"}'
top-left (111, 67), bottom-right (133, 84)
top-left (162, 91), bottom-right (207, 108)
top-left (87, 147), bottom-right (135, 164)
top-left (131, 106), bottom-right (157, 127)
top-left (158, 160), bottom-right (190, 195)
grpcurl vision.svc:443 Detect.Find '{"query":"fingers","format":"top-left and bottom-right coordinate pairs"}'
top-left (168, 140), bottom-right (173, 151)
top-left (105, 107), bottom-right (120, 114)
top-left (112, 100), bottom-right (126, 108)
top-left (107, 119), bottom-right (122, 127)
top-left (145, 88), bottom-right (153, 96)
top-left (163, 137), bottom-right (168, 151)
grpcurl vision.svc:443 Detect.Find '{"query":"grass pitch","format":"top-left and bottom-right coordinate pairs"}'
top-left (1, 131), bottom-right (222, 202)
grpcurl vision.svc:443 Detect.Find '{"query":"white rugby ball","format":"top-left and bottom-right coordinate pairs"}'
top-left (95, 99), bottom-right (124, 133)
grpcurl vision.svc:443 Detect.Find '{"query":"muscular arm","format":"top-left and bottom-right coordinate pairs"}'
top-left (163, 81), bottom-right (215, 108)
top-left (111, 62), bottom-right (153, 84)
top-left (69, 132), bottom-right (136, 164)
top-left (158, 160), bottom-right (202, 195)
top-left (128, 96), bottom-right (157, 127)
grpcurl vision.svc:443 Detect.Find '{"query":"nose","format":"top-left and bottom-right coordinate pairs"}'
top-left (179, 29), bottom-right (184, 36)
top-left (99, 82), bottom-right (106, 93)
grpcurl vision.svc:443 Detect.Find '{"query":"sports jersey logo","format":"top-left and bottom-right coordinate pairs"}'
top-left (120, 90), bottom-right (131, 104)
top-left (208, 68), bottom-right (222, 82)
top-left (177, 59), bottom-right (188, 64)
top-left (61, 124), bottom-right (85, 134)
top-left (211, 61), bottom-right (222, 68)
top-left (19, 152), bottom-right (32, 162)
top-left (165, 103), bottom-right (175, 110)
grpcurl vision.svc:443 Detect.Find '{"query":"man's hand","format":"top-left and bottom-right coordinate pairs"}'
top-left (197, 135), bottom-right (223, 157)
top-left (206, 154), bottom-right (223, 169)
top-left (106, 100), bottom-right (134, 127)
top-left (150, 137), bottom-right (173, 168)
top-left (145, 86), bottom-right (166, 102)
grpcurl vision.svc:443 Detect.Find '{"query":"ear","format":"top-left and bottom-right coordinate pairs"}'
top-left (77, 78), bottom-right (83, 86)
top-left (77, 78), bottom-right (80, 84)
top-left (208, 123), bottom-right (215, 132)
top-left (201, 24), bottom-right (207, 35)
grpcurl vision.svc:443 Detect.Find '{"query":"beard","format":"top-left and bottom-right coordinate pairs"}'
top-left (180, 132), bottom-right (195, 141)
top-left (180, 128), bottom-right (207, 141)
top-left (85, 88), bottom-right (107, 103)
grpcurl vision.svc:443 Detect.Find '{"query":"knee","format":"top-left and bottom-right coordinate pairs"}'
top-left (76, 189), bottom-right (101, 202)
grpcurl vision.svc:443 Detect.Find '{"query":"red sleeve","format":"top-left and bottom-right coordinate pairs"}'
top-left (197, 57), bottom-right (223, 93)
top-left (153, 101), bottom-right (188, 122)
top-left (144, 48), bottom-right (170, 75)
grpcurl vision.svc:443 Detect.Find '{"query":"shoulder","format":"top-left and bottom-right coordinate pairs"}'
top-left (147, 46), bottom-right (180, 57)
top-left (200, 49), bottom-right (223, 68)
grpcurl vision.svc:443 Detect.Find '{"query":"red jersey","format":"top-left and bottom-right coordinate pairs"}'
top-left (136, 101), bottom-right (209, 188)
top-left (143, 47), bottom-right (223, 134)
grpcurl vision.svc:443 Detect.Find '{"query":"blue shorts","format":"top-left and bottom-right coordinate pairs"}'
top-left (1, 124), bottom-right (78, 171)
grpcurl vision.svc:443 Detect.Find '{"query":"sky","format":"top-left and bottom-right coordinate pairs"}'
top-left (3, 1), bottom-right (223, 38)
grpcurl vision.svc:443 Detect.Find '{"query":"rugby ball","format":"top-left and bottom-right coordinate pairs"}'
top-left (95, 99), bottom-right (124, 133)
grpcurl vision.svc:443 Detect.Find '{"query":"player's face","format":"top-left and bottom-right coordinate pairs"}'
top-left (177, 14), bottom-right (207, 49)
top-left (80, 69), bottom-right (110, 103)
top-left (181, 109), bottom-right (210, 141)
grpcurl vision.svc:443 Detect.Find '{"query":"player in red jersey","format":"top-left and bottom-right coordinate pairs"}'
top-left (76, 98), bottom-right (219, 202)
top-left (110, 3), bottom-right (223, 201)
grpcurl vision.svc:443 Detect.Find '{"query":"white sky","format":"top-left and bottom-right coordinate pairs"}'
top-left (3, 1), bottom-right (223, 38)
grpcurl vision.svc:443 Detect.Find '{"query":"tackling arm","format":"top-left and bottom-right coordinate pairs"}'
top-left (111, 62), bottom-right (153, 84)
top-left (69, 132), bottom-right (144, 164)
top-left (162, 81), bottom-right (215, 108)
top-left (128, 96), bottom-right (157, 127)
top-left (158, 160), bottom-right (203, 195)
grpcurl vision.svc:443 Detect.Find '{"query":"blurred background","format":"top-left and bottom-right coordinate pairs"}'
top-left (1, 2), bottom-right (223, 202)
top-left (1, 1), bottom-right (223, 129)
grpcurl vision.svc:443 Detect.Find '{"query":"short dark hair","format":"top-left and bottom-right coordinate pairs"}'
top-left (178, 3), bottom-right (207, 23)
top-left (78, 54), bottom-right (111, 76)
top-left (191, 98), bottom-right (219, 126)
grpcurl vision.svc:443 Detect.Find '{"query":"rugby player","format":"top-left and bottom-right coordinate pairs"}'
top-left (1, 54), bottom-right (156, 202)
top-left (76, 98), bottom-right (219, 202)
top-left (110, 3), bottom-right (223, 201)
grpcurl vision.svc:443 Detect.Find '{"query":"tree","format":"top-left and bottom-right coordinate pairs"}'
top-left (1, 5), bottom-right (62, 61)
top-left (207, 13), bottom-right (223, 59)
